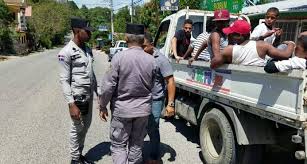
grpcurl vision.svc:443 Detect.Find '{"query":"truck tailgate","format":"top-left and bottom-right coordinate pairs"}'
top-left (172, 60), bottom-right (307, 124)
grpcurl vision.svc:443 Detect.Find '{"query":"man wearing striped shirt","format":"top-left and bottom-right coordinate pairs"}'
top-left (182, 17), bottom-right (214, 64)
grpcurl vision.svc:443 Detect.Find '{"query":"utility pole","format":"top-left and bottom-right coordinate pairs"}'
top-left (131, 0), bottom-right (133, 23)
top-left (110, 0), bottom-right (115, 46)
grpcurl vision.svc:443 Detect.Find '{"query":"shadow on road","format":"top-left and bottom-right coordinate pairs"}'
top-left (143, 141), bottom-right (177, 163)
top-left (164, 117), bottom-right (200, 145)
top-left (85, 141), bottom-right (177, 163)
top-left (85, 142), bottom-right (111, 162)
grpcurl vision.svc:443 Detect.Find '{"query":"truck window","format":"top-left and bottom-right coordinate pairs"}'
top-left (154, 20), bottom-right (170, 49)
top-left (176, 15), bottom-right (204, 39)
top-left (275, 21), bottom-right (299, 42)
top-left (193, 22), bottom-right (203, 38)
top-left (301, 21), bottom-right (307, 33)
top-left (119, 42), bottom-right (127, 48)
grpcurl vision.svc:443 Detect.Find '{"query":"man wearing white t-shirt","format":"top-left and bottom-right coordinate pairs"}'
top-left (250, 7), bottom-right (282, 47)
top-left (265, 35), bottom-right (307, 73)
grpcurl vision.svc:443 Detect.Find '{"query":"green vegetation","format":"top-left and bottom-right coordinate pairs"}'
top-left (0, 0), bottom-right (14, 53)
top-left (27, 1), bottom-right (72, 49)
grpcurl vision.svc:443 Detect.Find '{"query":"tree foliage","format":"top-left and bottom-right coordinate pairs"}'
top-left (179, 0), bottom-right (202, 9)
top-left (27, 1), bottom-right (72, 48)
top-left (0, 0), bottom-right (14, 53)
top-left (113, 6), bottom-right (130, 33)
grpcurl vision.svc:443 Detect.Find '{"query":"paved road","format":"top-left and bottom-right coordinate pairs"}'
top-left (0, 49), bottom-right (202, 164)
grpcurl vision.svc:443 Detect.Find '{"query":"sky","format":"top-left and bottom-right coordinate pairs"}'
top-left (71, 0), bottom-right (145, 11)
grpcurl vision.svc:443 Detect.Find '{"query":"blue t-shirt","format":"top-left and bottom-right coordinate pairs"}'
top-left (152, 48), bottom-right (173, 100)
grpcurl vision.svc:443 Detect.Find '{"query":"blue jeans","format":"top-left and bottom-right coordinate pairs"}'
top-left (147, 99), bottom-right (164, 160)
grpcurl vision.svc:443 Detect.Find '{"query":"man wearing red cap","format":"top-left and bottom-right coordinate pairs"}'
top-left (207, 9), bottom-right (230, 64)
top-left (210, 20), bottom-right (295, 69)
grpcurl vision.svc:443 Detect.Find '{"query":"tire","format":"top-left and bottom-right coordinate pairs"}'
top-left (200, 108), bottom-right (236, 164)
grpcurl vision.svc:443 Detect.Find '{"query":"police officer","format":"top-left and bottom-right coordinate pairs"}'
top-left (99, 23), bottom-right (156, 164)
top-left (59, 17), bottom-right (98, 164)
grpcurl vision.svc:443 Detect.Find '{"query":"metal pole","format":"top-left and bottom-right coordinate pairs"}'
top-left (131, 0), bottom-right (133, 23)
top-left (110, 0), bottom-right (114, 46)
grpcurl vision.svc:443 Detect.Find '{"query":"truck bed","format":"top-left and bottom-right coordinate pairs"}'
top-left (173, 60), bottom-right (307, 128)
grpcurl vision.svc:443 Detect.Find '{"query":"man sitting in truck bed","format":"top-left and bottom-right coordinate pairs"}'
top-left (181, 17), bottom-right (215, 64)
top-left (264, 34), bottom-right (307, 73)
top-left (210, 20), bottom-right (295, 69)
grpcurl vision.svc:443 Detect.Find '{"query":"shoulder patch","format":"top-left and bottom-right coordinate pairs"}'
top-left (58, 54), bottom-right (65, 61)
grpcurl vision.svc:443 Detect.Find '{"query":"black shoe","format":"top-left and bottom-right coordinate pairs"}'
top-left (71, 159), bottom-right (83, 164)
top-left (80, 155), bottom-right (94, 164)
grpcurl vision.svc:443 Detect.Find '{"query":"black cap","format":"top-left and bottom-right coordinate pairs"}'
top-left (126, 23), bottom-right (145, 35)
top-left (71, 17), bottom-right (93, 32)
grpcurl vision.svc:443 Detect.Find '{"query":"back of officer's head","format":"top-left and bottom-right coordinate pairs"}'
top-left (125, 23), bottom-right (145, 46)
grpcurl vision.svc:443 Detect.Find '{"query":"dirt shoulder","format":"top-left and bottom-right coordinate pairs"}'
top-left (0, 55), bottom-right (21, 62)
top-left (0, 56), bottom-right (8, 61)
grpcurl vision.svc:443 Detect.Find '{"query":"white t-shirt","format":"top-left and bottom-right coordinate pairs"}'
top-left (232, 41), bottom-right (265, 66)
top-left (250, 23), bottom-right (276, 44)
top-left (274, 56), bottom-right (307, 72)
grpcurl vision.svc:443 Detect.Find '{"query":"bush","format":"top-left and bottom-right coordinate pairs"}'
top-left (40, 36), bottom-right (52, 49)
top-left (0, 27), bottom-right (14, 53)
top-left (27, 1), bottom-right (72, 49)
top-left (0, 0), bottom-right (14, 54)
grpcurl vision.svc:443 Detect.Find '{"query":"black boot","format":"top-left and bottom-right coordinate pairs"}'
top-left (71, 159), bottom-right (83, 164)
top-left (80, 155), bottom-right (94, 164)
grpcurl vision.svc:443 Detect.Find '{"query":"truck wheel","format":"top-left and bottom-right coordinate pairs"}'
top-left (200, 108), bottom-right (236, 164)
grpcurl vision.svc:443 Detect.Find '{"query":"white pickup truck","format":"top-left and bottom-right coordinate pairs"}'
top-left (154, 9), bottom-right (307, 164)
top-left (108, 40), bottom-right (128, 62)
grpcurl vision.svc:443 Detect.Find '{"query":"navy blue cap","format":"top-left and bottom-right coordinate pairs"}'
top-left (126, 23), bottom-right (144, 35)
top-left (71, 17), bottom-right (93, 32)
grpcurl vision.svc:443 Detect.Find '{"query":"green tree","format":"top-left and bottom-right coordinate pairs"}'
top-left (0, 0), bottom-right (14, 53)
top-left (138, 0), bottom-right (171, 36)
top-left (113, 6), bottom-right (130, 33)
top-left (179, 0), bottom-right (202, 9)
top-left (27, 1), bottom-right (72, 48)
top-left (86, 7), bottom-right (111, 45)
top-left (68, 1), bottom-right (79, 10)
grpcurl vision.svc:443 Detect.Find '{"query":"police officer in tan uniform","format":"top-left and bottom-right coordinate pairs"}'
top-left (59, 17), bottom-right (98, 164)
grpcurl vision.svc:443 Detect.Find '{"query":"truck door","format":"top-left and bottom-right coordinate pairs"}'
top-left (154, 19), bottom-right (171, 55)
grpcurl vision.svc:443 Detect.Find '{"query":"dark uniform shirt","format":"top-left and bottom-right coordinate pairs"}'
top-left (100, 47), bottom-right (156, 118)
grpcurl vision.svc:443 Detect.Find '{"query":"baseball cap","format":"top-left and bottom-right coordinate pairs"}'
top-left (213, 9), bottom-right (230, 21)
top-left (222, 20), bottom-right (251, 35)
top-left (71, 17), bottom-right (93, 32)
